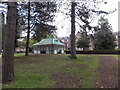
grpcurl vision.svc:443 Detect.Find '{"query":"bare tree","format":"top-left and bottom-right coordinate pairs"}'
top-left (2, 2), bottom-right (17, 82)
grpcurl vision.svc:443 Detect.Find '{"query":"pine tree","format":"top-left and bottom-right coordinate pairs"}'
top-left (94, 17), bottom-right (116, 50)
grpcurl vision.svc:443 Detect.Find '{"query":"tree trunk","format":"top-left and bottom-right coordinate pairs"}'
top-left (83, 48), bottom-right (85, 51)
top-left (118, 35), bottom-right (120, 49)
top-left (83, 25), bottom-right (87, 37)
top-left (2, 2), bottom-right (17, 83)
top-left (25, 2), bottom-right (30, 56)
top-left (70, 2), bottom-right (76, 59)
top-left (0, 13), bottom-right (4, 53)
top-left (118, 2), bottom-right (120, 50)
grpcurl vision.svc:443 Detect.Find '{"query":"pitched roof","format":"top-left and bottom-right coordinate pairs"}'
top-left (33, 38), bottom-right (65, 46)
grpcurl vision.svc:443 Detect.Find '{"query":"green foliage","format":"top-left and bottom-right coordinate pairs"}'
top-left (33, 23), bottom-right (57, 42)
top-left (46, 33), bottom-right (57, 38)
top-left (77, 37), bottom-right (89, 50)
top-left (93, 17), bottom-right (116, 50)
top-left (17, 38), bottom-right (37, 48)
top-left (18, 40), bottom-right (26, 48)
top-left (17, 2), bottom-right (57, 42)
top-left (31, 2), bottom-right (57, 41)
top-left (29, 39), bottom-right (37, 47)
top-left (15, 4), bottom-right (25, 48)
top-left (76, 0), bottom-right (111, 35)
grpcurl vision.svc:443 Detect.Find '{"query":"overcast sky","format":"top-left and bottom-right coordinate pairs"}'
top-left (54, 0), bottom-right (119, 37)
top-left (0, 0), bottom-right (119, 38)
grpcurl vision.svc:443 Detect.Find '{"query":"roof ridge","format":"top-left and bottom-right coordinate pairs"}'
top-left (33, 38), bottom-right (65, 46)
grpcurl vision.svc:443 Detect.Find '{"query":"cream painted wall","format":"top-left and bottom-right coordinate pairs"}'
top-left (33, 45), bottom-right (65, 54)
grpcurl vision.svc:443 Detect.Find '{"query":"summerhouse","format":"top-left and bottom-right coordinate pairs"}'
top-left (33, 38), bottom-right (65, 54)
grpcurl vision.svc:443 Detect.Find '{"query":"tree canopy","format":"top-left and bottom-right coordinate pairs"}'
top-left (77, 36), bottom-right (89, 50)
top-left (93, 17), bottom-right (116, 50)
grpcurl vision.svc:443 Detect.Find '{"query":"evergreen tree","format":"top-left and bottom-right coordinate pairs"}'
top-left (16, 2), bottom-right (57, 55)
top-left (31, 2), bottom-right (57, 41)
top-left (94, 17), bottom-right (116, 50)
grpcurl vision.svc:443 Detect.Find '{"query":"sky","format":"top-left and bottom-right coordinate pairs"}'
top-left (54, 0), bottom-right (119, 37)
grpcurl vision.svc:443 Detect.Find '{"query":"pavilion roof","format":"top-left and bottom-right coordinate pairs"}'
top-left (33, 38), bottom-right (65, 46)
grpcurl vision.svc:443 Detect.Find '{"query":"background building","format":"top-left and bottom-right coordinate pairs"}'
top-left (113, 31), bottom-right (120, 49)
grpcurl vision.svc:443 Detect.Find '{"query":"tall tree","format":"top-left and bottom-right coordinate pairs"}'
top-left (57, 0), bottom-right (112, 58)
top-left (31, 2), bottom-right (57, 41)
top-left (2, 2), bottom-right (17, 82)
top-left (75, 0), bottom-right (116, 37)
top-left (33, 23), bottom-right (56, 42)
top-left (17, 2), bottom-right (57, 55)
top-left (93, 17), bottom-right (116, 50)
top-left (25, 1), bottom-right (30, 56)
top-left (70, 2), bottom-right (76, 58)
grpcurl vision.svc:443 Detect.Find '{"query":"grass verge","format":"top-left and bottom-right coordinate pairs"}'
top-left (2, 54), bottom-right (99, 88)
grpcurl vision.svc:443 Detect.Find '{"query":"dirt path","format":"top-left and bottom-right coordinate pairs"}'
top-left (96, 56), bottom-right (118, 88)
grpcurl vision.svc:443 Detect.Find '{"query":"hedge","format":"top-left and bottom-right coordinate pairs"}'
top-left (65, 50), bottom-right (120, 54)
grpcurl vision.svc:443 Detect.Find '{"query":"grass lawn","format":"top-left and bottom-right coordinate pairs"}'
top-left (118, 55), bottom-right (120, 60)
top-left (14, 53), bottom-right (33, 57)
top-left (111, 55), bottom-right (120, 60)
top-left (0, 54), bottom-right (1, 60)
top-left (88, 54), bottom-right (120, 60)
top-left (3, 54), bottom-right (99, 88)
